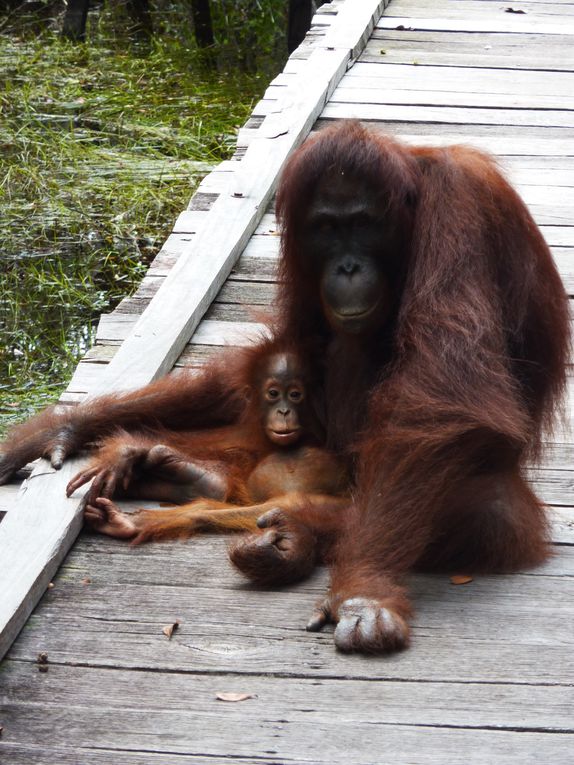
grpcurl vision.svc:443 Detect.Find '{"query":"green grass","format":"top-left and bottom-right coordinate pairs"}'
top-left (0, 8), bottom-right (285, 436)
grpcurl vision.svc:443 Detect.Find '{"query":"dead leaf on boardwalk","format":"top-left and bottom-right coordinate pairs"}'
top-left (505, 7), bottom-right (526, 13)
top-left (81, 577), bottom-right (91, 585)
top-left (450, 574), bottom-right (473, 585)
top-left (162, 620), bottom-right (180, 639)
top-left (216, 692), bottom-right (257, 703)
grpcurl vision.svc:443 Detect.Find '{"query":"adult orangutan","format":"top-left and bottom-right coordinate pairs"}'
top-left (0, 121), bottom-right (569, 654)
top-left (66, 345), bottom-right (348, 583)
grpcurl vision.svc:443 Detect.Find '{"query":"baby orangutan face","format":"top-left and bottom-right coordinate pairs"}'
top-left (258, 353), bottom-right (309, 447)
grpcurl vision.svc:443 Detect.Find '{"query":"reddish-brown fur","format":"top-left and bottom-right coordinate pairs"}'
top-left (66, 342), bottom-right (349, 579)
top-left (0, 121), bottom-right (570, 653)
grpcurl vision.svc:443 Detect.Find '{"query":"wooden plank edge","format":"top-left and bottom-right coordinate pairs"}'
top-left (0, 460), bottom-right (87, 661)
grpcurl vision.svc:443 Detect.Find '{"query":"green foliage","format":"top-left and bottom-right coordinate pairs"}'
top-left (208, 0), bottom-right (287, 73)
top-left (0, 4), bottom-right (287, 435)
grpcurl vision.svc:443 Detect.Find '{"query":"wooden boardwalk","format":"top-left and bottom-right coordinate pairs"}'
top-left (1, 0), bottom-right (574, 762)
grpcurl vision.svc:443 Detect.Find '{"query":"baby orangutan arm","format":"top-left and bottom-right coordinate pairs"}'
top-left (85, 492), bottom-right (347, 583)
top-left (84, 496), bottom-right (264, 543)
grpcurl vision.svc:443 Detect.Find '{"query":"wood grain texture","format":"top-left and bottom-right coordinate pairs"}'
top-left (0, 459), bottom-right (88, 660)
top-left (377, 15), bottom-right (574, 35)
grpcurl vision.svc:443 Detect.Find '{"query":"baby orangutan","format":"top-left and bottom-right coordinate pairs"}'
top-left (67, 347), bottom-right (349, 584)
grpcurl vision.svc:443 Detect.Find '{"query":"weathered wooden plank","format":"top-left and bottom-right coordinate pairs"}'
top-left (506, 169), bottom-right (574, 189)
top-left (2, 694), bottom-right (572, 765)
top-left (7, 557), bottom-right (574, 685)
top-left (361, 47), bottom-right (574, 72)
top-left (79, 342), bottom-right (226, 369)
top-left (391, 0), bottom-right (574, 18)
top-left (320, 102), bottom-right (574, 128)
top-left (268, 83), bottom-right (574, 111)
top-left (332, 28), bottom-right (574, 72)
top-left (549, 507), bottom-right (574, 544)
top-left (1, 664), bottom-right (573, 751)
top-left (0, 747), bottom-right (262, 765)
top-left (95, 316), bottom-right (267, 346)
top-left (324, 0), bottom-right (387, 55)
top-left (129, 274), bottom-right (276, 306)
top-left (531, 469), bottom-right (574, 507)
top-left (0, 458), bottom-right (89, 661)
top-left (0, 482), bottom-right (19, 516)
top-left (344, 62), bottom-right (574, 97)
top-left (376, 15), bottom-right (574, 35)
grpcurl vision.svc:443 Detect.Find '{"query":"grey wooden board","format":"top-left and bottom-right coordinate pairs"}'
top-left (319, 101), bottom-right (574, 129)
top-left (0, 749), bottom-right (265, 765)
top-left (376, 15), bottom-right (574, 35)
top-left (286, 30), bottom-right (574, 73)
top-left (4, 534), bottom-right (574, 683)
top-left (389, 0), bottom-right (574, 14)
top-left (0, 459), bottom-right (90, 661)
top-left (94, 316), bottom-right (267, 346)
top-left (3, 662), bottom-right (573, 735)
top-left (532, 471), bottom-right (574, 507)
top-left (0, 531), bottom-right (573, 765)
top-left (341, 63), bottom-right (574, 98)
top-left (388, 0), bottom-right (574, 18)
top-left (363, 33), bottom-right (574, 70)
top-left (270, 82), bottom-right (574, 111)
top-left (1, 663), bottom-right (573, 765)
top-left (0, 482), bottom-right (19, 515)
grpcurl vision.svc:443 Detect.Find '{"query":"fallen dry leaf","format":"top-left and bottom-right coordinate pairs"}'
top-left (450, 574), bottom-right (473, 585)
top-left (216, 692), bottom-right (257, 703)
top-left (81, 577), bottom-right (91, 585)
top-left (162, 620), bottom-right (180, 639)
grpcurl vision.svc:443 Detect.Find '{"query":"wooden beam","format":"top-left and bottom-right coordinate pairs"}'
top-left (377, 16), bottom-right (574, 35)
top-left (0, 0), bottom-right (389, 662)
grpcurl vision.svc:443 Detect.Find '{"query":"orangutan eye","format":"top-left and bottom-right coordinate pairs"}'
top-left (289, 390), bottom-right (302, 402)
top-left (267, 388), bottom-right (280, 399)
